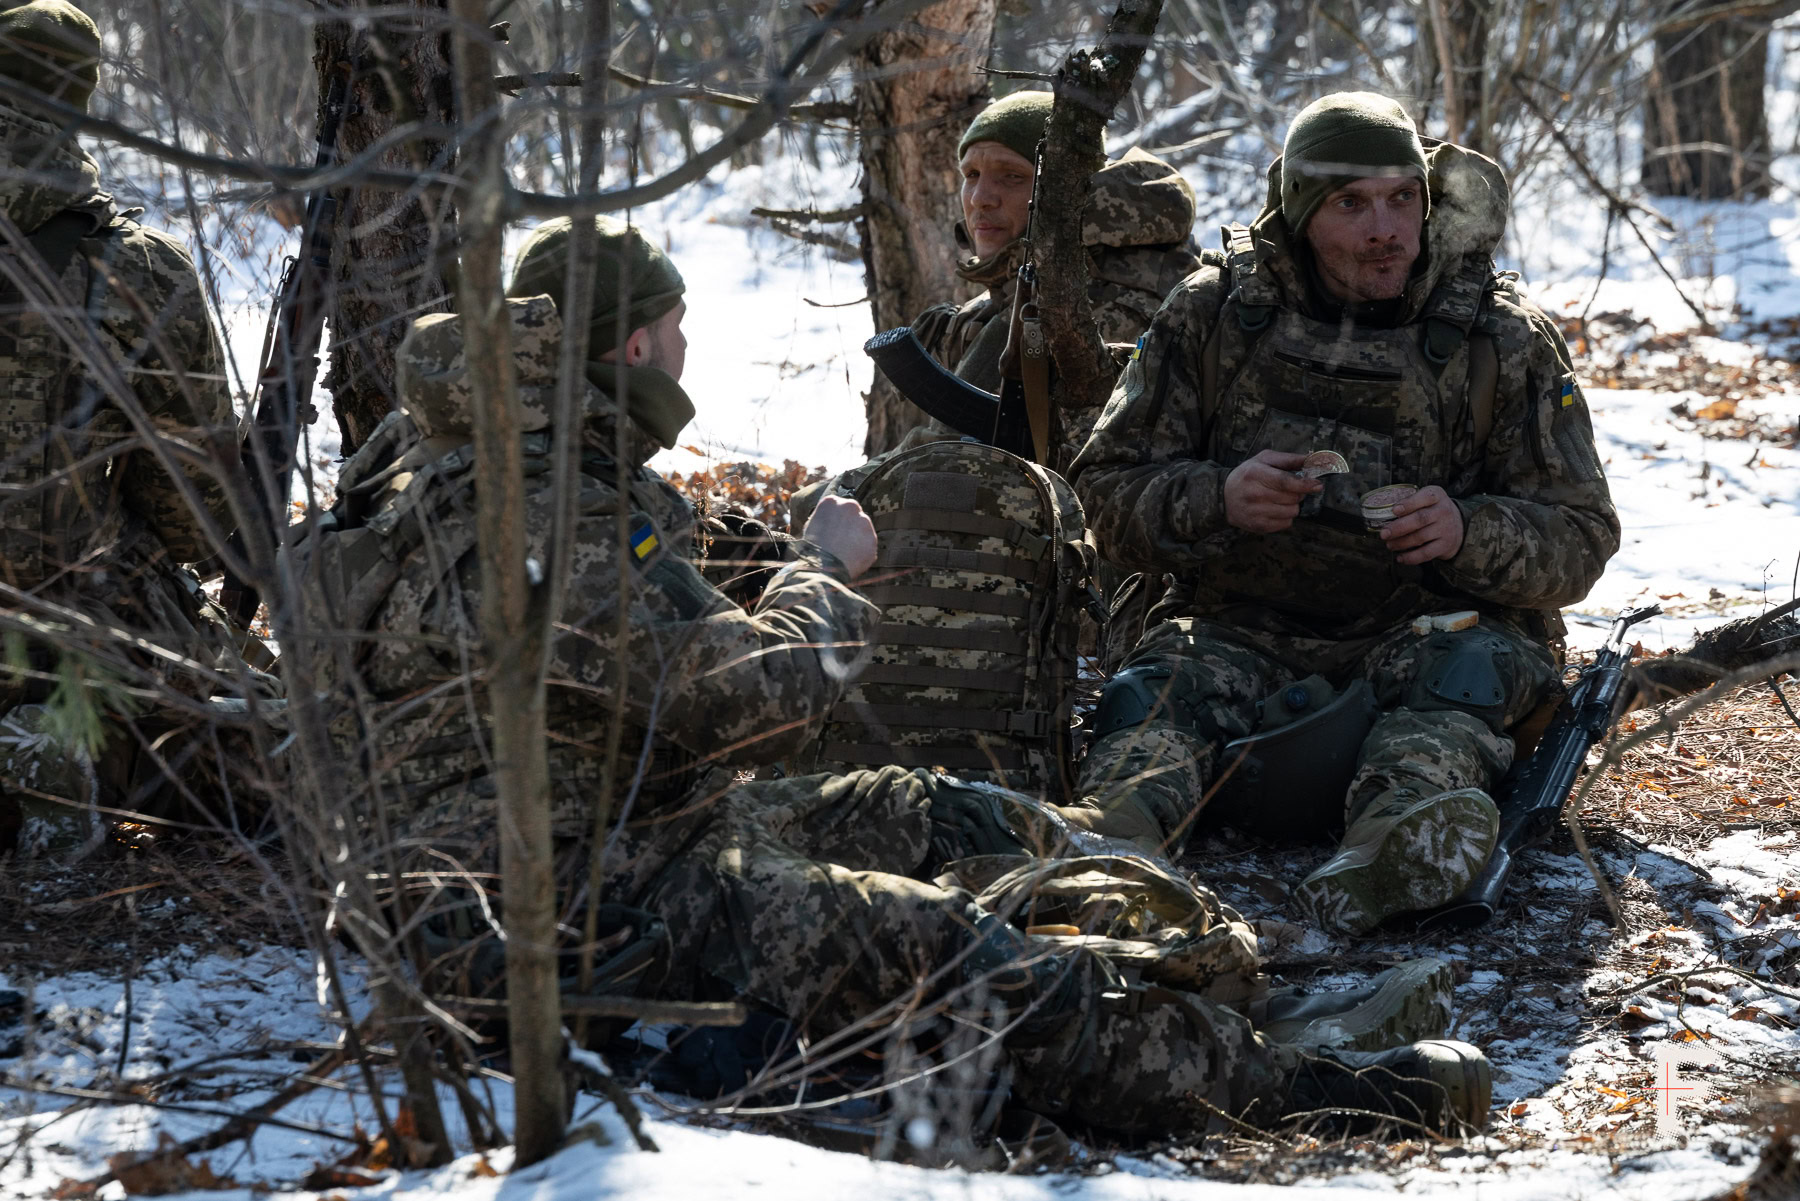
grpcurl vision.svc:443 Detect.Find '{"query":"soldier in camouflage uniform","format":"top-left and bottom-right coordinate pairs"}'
top-left (1062, 93), bottom-right (1622, 935)
top-left (0, 2), bottom-right (240, 854)
top-left (790, 91), bottom-right (1202, 526)
top-left (290, 215), bottom-right (1492, 1143)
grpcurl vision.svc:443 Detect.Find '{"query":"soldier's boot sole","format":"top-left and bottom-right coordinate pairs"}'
top-left (1260, 957), bottom-right (1453, 1052)
top-left (1281, 1039), bottom-right (1492, 1136)
top-left (1294, 788), bottom-right (1500, 935)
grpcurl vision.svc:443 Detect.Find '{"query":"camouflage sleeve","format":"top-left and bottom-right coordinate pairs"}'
top-left (552, 500), bottom-right (880, 767)
top-left (98, 223), bottom-right (237, 561)
top-left (1069, 268), bottom-right (1239, 575)
top-left (1434, 300), bottom-right (1621, 609)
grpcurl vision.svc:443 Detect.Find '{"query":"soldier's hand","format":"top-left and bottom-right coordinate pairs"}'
top-left (803, 494), bottom-right (878, 579)
top-left (1224, 450), bottom-right (1323, 534)
top-left (1382, 485), bottom-right (1465, 564)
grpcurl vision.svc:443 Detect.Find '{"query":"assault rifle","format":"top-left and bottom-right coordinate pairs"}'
top-left (219, 61), bottom-right (352, 626)
top-left (1419, 604), bottom-right (1662, 932)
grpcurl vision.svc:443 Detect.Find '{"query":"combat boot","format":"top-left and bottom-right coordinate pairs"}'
top-left (1294, 788), bottom-right (1499, 935)
top-left (1259, 957), bottom-right (1452, 1052)
top-left (1273, 1039), bottom-right (1491, 1136)
top-left (1049, 797), bottom-right (1166, 854)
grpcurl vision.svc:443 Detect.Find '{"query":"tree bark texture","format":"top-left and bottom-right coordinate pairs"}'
top-left (854, 0), bottom-right (998, 458)
top-left (1642, 11), bottom-right (1772, 199)
top-left (447, 0), bottom-right (568, 1168)
top-left (1034, 0), bottom-right (1164, 428)
top-left (316, 2), bottom-right (459, 452)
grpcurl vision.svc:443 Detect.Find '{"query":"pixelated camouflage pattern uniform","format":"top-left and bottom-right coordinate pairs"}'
top-left (1069, 145), bottom-right (1621, 857)
top-left (790, 147), bottom-right (1202, 533)
top-left (289, 295), bottom-right (1287, 1139)
top-left (0, 100), bottom-right (239, 848)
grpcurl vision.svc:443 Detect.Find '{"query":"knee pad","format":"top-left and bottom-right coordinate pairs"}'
top-left (1405, 632), bottom-right (1514, 732)
top-left (1091, 663), bottom-right (1220, 742)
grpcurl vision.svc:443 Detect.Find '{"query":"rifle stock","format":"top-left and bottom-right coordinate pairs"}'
top-left (1418, 605), bottom-right (1662, 932)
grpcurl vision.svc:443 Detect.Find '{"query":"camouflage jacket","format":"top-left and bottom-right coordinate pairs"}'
top-left (1, 101), bottom-right (238, 697)
top-left (288, 296), bottom-right (879, 840)
top-left (1, 101), bottom-right (234, 575)
top-left (1071, 145), bottom-right (1621, 643)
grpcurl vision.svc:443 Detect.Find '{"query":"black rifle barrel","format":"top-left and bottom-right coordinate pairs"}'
top-left (1419, 604), bottom-right (1661, 932)
top-left (221, 62), bottom-right (352, 627)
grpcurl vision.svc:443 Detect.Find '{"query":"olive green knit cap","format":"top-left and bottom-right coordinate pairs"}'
top-left (508, 215), bottom-right (686, 346)
top-left (957, 91), bottom-right (1052, 166)
top-left (0, 2), bottom-right (101, 114)
top-left (1279, 92), bottom-right (1429, 235)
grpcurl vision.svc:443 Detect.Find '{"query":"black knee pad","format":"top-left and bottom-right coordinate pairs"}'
top-left (1091, 663), bottom-right (1219, 742)
top-left (1405, 631), bottom-right (1514, 732)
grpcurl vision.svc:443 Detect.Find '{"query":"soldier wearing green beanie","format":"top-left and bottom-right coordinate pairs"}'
top-left (1278, 91), bottom-right (1431, 237)
top-left (0, 0), bottom-right (101, 113)
top-left (506, 215), bottom-right (695, 450)
top-left (1062, 92), bottom-right (1620, 946)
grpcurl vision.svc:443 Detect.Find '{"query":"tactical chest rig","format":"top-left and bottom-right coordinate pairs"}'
top-left (1183, 225), bottom-right (1501, 631)
top-left (290, 413), bottom-right (700, 836)
top-left (0, 208), bottom-right (129, 589)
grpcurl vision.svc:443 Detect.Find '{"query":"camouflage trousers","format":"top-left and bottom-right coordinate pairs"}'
top-left (587, 765), bottom-right (1279, 1136)
top-left (1076, 615), bottom-right (1558, 851)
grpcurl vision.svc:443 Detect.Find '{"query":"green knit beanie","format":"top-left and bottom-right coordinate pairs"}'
top-left (957, 91), bottom-right (1052, 166)
top-left (1279, 92), bottom-right (1429, 236)
top-left (508, 215), bottom-right (686, 345)
top-left (0, 2), bottom-right (101, 114)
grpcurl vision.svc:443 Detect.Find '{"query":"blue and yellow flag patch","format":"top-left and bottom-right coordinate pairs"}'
top-left (1559, 378), bottom-right (1575, 408)
top-left (630, 517), bottom-right (659, 564)
top-left (1130, 334), bottom-right (1147, 361)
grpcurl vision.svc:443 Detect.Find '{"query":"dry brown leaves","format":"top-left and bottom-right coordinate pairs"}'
top-left (664, 456), bottom-right (826, 532)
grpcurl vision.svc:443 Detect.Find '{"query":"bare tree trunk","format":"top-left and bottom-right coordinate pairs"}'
top-left (317, 2), bottom-right (459, 451)
top-left (1642, 9), bottom-right (1774, 200)
top-left (447, 0), bottom-right (568, 1169)
top-left (1035, 0), bottom-right (1162, 429)
top-left (854, 0), bottom-right (998, 458)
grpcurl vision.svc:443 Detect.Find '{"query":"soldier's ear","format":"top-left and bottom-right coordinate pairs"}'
top-left (622, 326), bottom-right (652, 366)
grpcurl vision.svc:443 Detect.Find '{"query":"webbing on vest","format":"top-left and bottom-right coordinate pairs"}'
top-left (819, 741), bottom-right (1028, 771)
top-left (872, 507), bottom-right (1048, 553)
top-left (882, 543), bottom-right (1040, 582)
top-left (829, 701), bottom-right (1049, 736)
top-left (874, 622), bottom-right (1027, 655)
top-left (854, 661), bottom-right (1025, 694)
top-left (859, 583), bottom-right (1032, 619)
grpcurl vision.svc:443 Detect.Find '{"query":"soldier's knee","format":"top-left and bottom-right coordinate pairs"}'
top-left (1092, 663), bottom-right (1223, 742)
top-left (1403, 631), bottom-right (1521, 733)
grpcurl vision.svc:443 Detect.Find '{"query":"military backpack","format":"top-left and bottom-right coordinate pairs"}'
top-left (801, 440), bottom-right (1093, 800)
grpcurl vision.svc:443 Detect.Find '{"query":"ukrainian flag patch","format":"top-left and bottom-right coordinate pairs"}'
top-left (1130, 334), bottom-right (1146, 361)
top-left (1559, 378), bottom-right (1575, 408)
top-left (630, 517), bottom-right (659, 564)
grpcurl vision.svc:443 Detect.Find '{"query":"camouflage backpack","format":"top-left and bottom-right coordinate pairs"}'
top-left (803, 440), bottom-right (1094, 800)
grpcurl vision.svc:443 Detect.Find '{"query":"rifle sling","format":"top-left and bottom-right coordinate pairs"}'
top-left (1019, 307), bottom-right (1052, 465)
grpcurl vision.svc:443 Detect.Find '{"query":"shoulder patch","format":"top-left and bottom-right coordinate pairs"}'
top-left (629, 516), bottom-right (661, 567)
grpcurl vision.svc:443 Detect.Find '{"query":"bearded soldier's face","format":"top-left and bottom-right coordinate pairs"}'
top-left (1306, 176), bottom-right (1424, 303)
top-left (959, 142), bottom-right (1035, 258)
